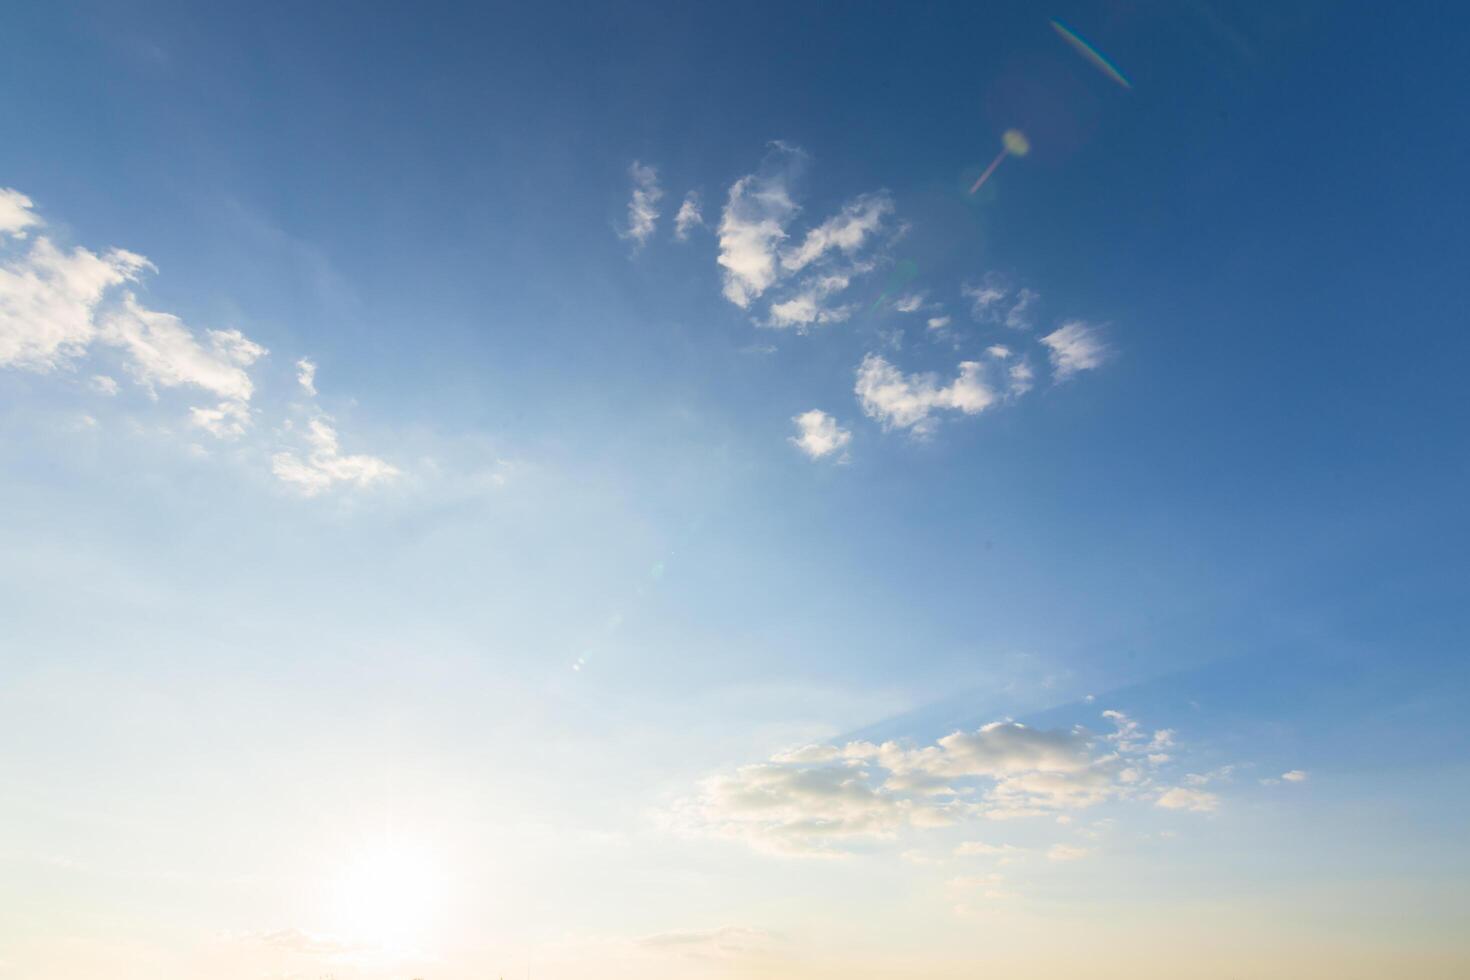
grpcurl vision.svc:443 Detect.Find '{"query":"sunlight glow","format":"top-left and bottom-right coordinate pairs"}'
top-left (325, 838), bottom-right (447, 955)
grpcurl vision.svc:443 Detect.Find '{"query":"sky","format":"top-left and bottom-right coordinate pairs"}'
top-left (2, 1), bottom-right (1468, 977)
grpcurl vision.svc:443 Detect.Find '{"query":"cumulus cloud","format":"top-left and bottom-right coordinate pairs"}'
top-left (673, 191), bottom-right (704, 241)
top-left (1, 190), bottom-right (267, 439)
top-left (790, 409), bottom-right (852, 460)
top-left (854, 353), bottom-right (997, 437)
top-left (1041, 321), bottom-right (1107, 380)
top-left (672, 710), bottom-right (1201, 857)
top-left (271, 416), bottom-right (399, 496)
top-left (620, 161), bottom-right (663, 250)
top-left (717, 144), bottom-right (805, 307)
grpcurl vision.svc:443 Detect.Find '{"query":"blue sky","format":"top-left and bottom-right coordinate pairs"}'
top-left (2, 2), bottom-right (1468, 977)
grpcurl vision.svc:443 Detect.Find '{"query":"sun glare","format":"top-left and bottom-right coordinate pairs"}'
top-left (326, 838), bottom-right (446, 955)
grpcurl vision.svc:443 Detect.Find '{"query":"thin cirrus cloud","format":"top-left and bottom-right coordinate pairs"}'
top-left (0, 186), bottom-right (395, 495)
top-left (673, 191), bottom-right (704, 241)
top-left (1041, 320), bottom-right (1108, 380)
top-left (620, 161), bottom-right (664, 250)
top-left (668, 711), bottom-right (1216, 858)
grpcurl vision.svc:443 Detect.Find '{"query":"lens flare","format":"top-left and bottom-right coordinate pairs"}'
top-left (968, 129), bottom-right (1030, 195)
top-left (1050, 19), bottom-right (1133, 89)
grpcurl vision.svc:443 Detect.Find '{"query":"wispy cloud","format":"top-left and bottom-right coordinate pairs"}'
top-left (673, 191), bottom-right (704, 241)
top-left (295, 356), bottom-right (317, 395)
top-left (620, 161), bottom-right (663, 250)
top-left (1041, 321), bottom-right (1108, 380)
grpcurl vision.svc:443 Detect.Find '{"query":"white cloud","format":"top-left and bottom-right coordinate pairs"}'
top-left (296, 357), bottom-right (317, 395)
top-left (0, 235), bottom-right (154, 371)
top-left (0, 188), bottom-right (41, 239)
top-left (927, 315), bottom-right (951, 331)
top-left (1046, 843), bottom-right (1091, 862)
top-left (894, 292), bottom-right (926, 313)
top-left (767, 273), bottom-right (857, 329)
top-left (1041, 321), bottom-right (1107, 380)
top-left (717, 144), bottom-right (805, 307)
top-left (620, 161), bottom-right (663, 250)
top-left (1, 195), bottom-right (269, 440)
top-left (1281, 770), bottom-right (1308, 783)
top-left (673, 711), bottom-right (1202, 857)
top-left (854, 353), bottom-right (997, 437)
top-left (1156, 787), bottom-right (1220, 812)
top-left (790, 409), bottom-right (852, 460)
top-left (780, 192), bottom-right (893, 273)
top-left (271, 416), bottom-right (399, 496)
top-left (673, 191), bottom-right (704, 241)
top-left (98, 297), bottom-right (264, 403)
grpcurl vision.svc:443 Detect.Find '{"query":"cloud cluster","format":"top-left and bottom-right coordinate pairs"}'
top-left (614, 146), bottom-right (1117, 457)
top-left (671, 710), bottom-right (1210, 857)
top-left (0, 187), bottom-right (395, 495)
top-left (713, 143), bottom-right (895, 329)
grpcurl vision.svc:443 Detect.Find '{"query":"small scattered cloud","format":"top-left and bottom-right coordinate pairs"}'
top-left (0, 188), bottom-right (41, 238)
top-left (962, 274), bottom-right (1039, 330)
top-left (669, 710), bottom-right (1205, 857)
top-left (1155, 787), bottom-right (1220, 812)
top-left (854, 353), bottom-right (997, 437)
top-left (271, 416), bottom-right (399, 497)
top-left (1282, 769), bottom-right (1309, 783)
top-left (620, 161), bottom-right (663, 250)
top-left (789, 409), bottom-right (852, 460)
top-left (927, 315), bottom-right (951, 331)
top-left (673, 191), bottom-right (704, 241)
top-left (1041, 321), bottom-right (1108, 380)
top-left (1046, 843), bottom-right (1091, 862)
top-left (89, 374), bottom-right (119, 395)
top-left (295, 356), bottom-right (317, 395)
